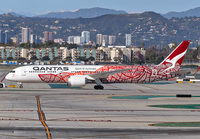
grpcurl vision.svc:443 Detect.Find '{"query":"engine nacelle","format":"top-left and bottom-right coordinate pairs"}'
top-left (68, 76), bottom-right (87, 87)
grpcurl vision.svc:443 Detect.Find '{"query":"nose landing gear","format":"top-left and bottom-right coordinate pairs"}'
top-left (18, 82), bottom-right (23, 88)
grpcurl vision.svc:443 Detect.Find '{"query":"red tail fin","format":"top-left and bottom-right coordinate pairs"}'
top-left (159, 40), bottom-right (191, 72)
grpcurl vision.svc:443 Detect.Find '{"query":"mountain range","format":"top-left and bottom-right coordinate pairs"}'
top-left (36, 7), bottom-right (127, 18)
top-left (163, 7), bottom-right (200, 18)
top-left (1, 11), bottom-right (199, 47)
top-left (3, 7), bottom-right (200, 19)
top-left (1, 8), bottom-right (200, 47)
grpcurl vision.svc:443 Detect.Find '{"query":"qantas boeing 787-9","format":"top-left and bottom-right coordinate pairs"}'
top-left (4, 40), bottom-right (191, 89)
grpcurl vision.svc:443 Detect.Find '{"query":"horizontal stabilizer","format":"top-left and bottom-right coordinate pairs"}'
top-left (170, 70), bottom-right (191, 76)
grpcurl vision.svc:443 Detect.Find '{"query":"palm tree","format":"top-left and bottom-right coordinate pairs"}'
top-left (42, 56), bottom-right (50, 61)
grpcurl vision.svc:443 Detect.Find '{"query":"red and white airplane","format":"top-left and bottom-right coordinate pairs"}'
top-left (5, 40), bottom-right (191, 89)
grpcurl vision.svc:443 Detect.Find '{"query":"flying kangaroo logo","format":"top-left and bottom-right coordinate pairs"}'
top-left (163, 50), bottom-right (187, 72)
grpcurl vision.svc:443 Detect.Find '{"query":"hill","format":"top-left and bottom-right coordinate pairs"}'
top-left (163, 7), bottom-right (200, 18)
top-left (36, 7), bottom-right (127, 18)
top-left (0, 11), bottom-right (199, 47)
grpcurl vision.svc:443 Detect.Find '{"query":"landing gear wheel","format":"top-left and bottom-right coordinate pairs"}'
top-left (94, 85), bottom-right (98, 90)
top-left (94, 85), bottom-right (104, 90)
top-left (99, 85), bottom-right (104, 90)
top-left (0, 83), bottom-right (3, 88)
top-left (19, 84), bottom-right (23, 88)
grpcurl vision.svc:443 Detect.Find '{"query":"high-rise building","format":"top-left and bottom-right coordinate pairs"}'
top-left (102, 35), bottom-right (108, 44)
top-left (68, 36), bottom-right (74, 44)
top-left (44, 31), bottom-right (49, 41)
top-left (30, 34), bottom-right (38, 44)
top-left (49, 32), bottom-right (53, 41)
top-left (81, 31), bottom-right (90, 43)
top-left (74, 36), bottom-right (84, 44)
top-left (44, 31), bottom-right (53, 41)
top-left (1, 31), bottom-right (8, 44)
top-left (125, 34), bottom-right (131, 46)
top-left (96, 34), bottom-right (103, 45)
top-left (108, 35), bottom-right (116, 45)
top-left (68, 36), bottom-right (83, 44)
top-left (0, 29), bottom-right (1, 43)
top-left (22, 28), bottom-right (30, 43)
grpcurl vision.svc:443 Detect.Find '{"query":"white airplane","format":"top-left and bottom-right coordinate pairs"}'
top-left (4, 40), bottom-right (191, 89)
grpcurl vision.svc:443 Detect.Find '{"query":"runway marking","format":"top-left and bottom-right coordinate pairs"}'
top-left (66, 119), bottom-right (111, 122)
top-left (77, 133), bottom-right (130, 138)
top-left (107, 84), bottom-right (122, 90)
top-left (150, 122), bottom-right (200, 127)
top-left (139, 84), bottom-right (159, 90)
top-left (0, 133), bottom-right (27, 138)
top-left (138, 89), bottom-right (148, 93)
top-left (0, 110), bottom-right (34, 112)
top-left (84, 93), bottom-right (115, 95)
top-left (36, 96), bottom-right (52, 139)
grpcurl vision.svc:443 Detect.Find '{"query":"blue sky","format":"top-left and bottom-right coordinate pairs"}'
top-left (0, 0), bottom-right (199, 15)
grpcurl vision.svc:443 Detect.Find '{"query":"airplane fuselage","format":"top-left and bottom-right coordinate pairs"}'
top-left (5, 64), bottom-right (174, 84)
top-left (4, 40), bottom-right (191, 89)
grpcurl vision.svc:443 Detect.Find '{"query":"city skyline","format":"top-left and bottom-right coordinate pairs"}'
top-left (0, 0), bottom-right (200, 16)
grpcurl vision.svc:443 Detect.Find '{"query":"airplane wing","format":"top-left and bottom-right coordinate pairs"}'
top-left (86, 68), bottom-right (134, 80)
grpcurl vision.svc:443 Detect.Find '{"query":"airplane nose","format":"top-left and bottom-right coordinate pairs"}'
top-left (5, 73), bottom-right (11, 81)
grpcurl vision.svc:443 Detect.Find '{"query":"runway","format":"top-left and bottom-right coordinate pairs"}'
top-left (1, 81), bottom-right (200, 138)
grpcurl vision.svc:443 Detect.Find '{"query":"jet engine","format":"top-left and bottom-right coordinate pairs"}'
top-left (68, 76), bottom-right (87, 87)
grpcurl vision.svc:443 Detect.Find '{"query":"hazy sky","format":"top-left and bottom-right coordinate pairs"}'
top-left (0, 0), bottom-right (199, 15)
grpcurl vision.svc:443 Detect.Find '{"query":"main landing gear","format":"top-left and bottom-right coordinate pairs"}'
top-left (19, 84), bottom-right (23, 88)
top-left (94, 79), bottom-right (104, 90)
top-left (94, 85), bottom-right (104, 90)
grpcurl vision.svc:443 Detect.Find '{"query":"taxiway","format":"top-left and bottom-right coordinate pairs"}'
top-left (0, 81), bottom-right (200, 138)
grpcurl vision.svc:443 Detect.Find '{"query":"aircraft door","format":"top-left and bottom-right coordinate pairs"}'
top-left (21, 69), bottom-right (27, 76)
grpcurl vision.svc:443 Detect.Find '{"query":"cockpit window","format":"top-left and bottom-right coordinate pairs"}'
top-left (10, 70), bottom-right (15, 73)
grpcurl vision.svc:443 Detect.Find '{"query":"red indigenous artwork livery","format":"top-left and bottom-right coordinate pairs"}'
top-left (37, 40), bottom-right (190, 84)
top-left (5, 40), bottom-right (190, 89)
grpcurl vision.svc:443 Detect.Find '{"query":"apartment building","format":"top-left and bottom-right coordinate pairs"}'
top-left (0, 45), bottom-right (145, 64)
